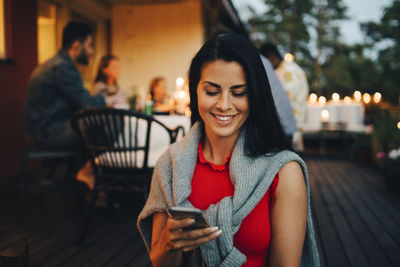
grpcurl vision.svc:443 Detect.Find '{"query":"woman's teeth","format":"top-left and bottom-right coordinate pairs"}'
top-left (215, 115), bottom-right (233, 121)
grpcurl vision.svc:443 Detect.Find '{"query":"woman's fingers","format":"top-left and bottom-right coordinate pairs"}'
top-left (174, 229), bottom-right (222, 251)
top-left (175, 226), bottom-right (219, 240)
top-left (165, 217), bottom-right (223, 251)
top-left (167, 217), bottom-right (195, 231)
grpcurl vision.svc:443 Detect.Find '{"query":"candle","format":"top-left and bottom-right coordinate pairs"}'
top-left (344, 96), bottom-right (352, 104)
top-left (321, 109), bottom-right (330, 123)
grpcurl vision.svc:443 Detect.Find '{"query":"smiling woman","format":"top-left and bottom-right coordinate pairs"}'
top-left (137, 33), bottom-right (320, 267)
top-left (197, 60), bottom-right (249, 164)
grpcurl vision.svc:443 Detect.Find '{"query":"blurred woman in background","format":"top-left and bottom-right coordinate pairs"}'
top-left (93, 54), bottom-right (129, 110)
top-left (149, 76), bottom-right (170, 114)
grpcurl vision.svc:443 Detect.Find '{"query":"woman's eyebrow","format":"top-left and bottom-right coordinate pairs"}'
top-left (230, 84), bottom-right (247, 89)
top-left (203, 81), bottom-right (221, 88)
top-left (203, 81), bottom-right (246, 90)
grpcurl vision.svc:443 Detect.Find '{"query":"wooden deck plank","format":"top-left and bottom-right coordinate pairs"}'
top-left (334, 162), bottom-right (400, 265)
top-left (102, 234), bottom-right (147, 266)
top-left (31, 223), bottom-right (80, 265)
top-left (308, 161), bottom-right (330, 267)
top-left (43, 211), bottom-right (133, 266)
top-left (1, 157), bottom-right (400, 267)
top-left (337, 162), bottom-right (400, 240)
top-left (73, 217), bottom-right (140, 266)
top-left (125, 246), bottom-right (152, 267)
top-left (308, 160), bottom-right (351, 266)
top-left (321, 160), bottom-right (392, 266)
top-left (0, 218), bottom-right (62, 251)
top-left (350, 163), bottom-right (400, 223)
top-left (308, 191), bottom-right (327, 267)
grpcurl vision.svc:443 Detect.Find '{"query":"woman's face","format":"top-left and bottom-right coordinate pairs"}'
top-left (103, 59), bottom-right (120, 80)
top-left (197, 60), bottom-right (249, 142)
top-left (154, 79), bottom-right (166, 103)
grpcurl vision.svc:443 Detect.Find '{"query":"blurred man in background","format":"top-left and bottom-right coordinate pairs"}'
top-left (260, 42), bottom-right (309, 153)
top-left (25, 21), bottom-right (107, 148)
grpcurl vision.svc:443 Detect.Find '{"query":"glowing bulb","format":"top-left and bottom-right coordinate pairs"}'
top-left (321, 109), bottom-right (330, 123)
top-left (176, 77), bottom-right (184, 88)
top-left (373, 92), bottom-right (382, 103)
top-left (363, 93), bottom-right (371, 104)
top-left (397, 122), bottom-right (400, 130)
top-left (354, 91), bottom-right (362, 101)
top-left (309, 93), bottom-right (318, 104)
top-left (318, 96), bottom-right (326, 105)
top-left (284, 53), bottom-right (294, 62)
top-left (177, 90), bottom-right (185, 99)
top-left (344, 96), bottom-right (352, 104)
top-left (332, 93), bottom-right (340, 102)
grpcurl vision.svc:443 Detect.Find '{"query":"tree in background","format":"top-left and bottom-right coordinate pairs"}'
top-left (361, 0), bottom-right (400, 104)
top-left (247, 0), bottom-right (347, 94)
top-left (247, 0), bottom-right (313, 62)
top-left (311, 0), bottom-right (347, 93)
top-left (246, 0), bottom-right (400, 104)
top-left (320, 43), bottom-right (381, 97)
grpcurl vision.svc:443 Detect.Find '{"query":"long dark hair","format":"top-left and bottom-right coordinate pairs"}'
top-left (188, 33), bottom-right (292, 157)
top-left (94, 54), bottom-right (119, 85)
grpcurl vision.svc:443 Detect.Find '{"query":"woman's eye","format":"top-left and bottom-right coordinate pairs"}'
top-left (232, 91), bottom-right (247, 97)
top-left (205, 91), bottom-right (219, 96)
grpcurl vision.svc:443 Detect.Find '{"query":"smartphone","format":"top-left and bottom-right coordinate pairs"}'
top-left (168, 206), bottom-right (210, 230)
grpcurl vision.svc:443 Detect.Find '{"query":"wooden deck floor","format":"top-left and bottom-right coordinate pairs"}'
top-left (1, 156), bottom-right (399, 267)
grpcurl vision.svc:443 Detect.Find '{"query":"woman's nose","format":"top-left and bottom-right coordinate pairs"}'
top-left (216, 93), bottom-right (232, 110)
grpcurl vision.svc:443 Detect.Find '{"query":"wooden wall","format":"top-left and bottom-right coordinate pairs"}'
top-left (0, 0), bottom-right (110, 178)
top-left (112, 0), bottom-right (203, 97)
top-left (0, 0), bottom-right (37, 178)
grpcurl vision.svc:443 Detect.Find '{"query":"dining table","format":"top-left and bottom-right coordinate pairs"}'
top-left (147, 114), bottom-right (191, 167)
top-left (304, 101), bottom-right (366, 132)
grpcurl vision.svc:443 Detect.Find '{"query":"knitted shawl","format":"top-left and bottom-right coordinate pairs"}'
top-left (137, 123), bottom-right (320, 267)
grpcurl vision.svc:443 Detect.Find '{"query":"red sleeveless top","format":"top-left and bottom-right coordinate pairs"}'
top-left (188, 143), bottom-right (279, 267)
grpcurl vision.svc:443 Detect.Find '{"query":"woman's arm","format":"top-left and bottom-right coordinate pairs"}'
top-left (150, 212), bottom-right (222, 267)
top-left (269, 161), bottom-right (307, 267)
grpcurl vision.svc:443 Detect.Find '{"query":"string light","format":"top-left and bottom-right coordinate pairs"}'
top-left (318, 96), bottom-right (326, 105)
top-left (363, 93), bottom-right (371, 104)
top-left (284, 53), bottom-right (294, 62)
top-left (373, 92), bottom-right (382, 103)
top-left (309, 93), bottom-right (317, 104)
top-left (332, 93), bottom-right (340, 102)
top-left (354, 91), bottom-right (362, 101)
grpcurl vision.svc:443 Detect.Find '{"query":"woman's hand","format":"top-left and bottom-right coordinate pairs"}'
top-left (150, 212), bottom-right (222, 267)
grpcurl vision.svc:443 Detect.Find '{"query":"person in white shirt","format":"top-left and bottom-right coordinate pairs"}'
top-left (260, 42), bottom-right (309, 153)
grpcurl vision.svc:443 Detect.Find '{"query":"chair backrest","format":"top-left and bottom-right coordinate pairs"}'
top-left (71, 108), bottom-right (184, 174)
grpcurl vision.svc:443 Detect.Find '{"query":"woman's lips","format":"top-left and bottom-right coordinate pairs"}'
top-left (211, 112), bottom-right (236, 125)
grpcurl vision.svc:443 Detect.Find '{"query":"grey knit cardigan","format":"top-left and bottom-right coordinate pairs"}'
top-left (137, 123), bottom-right (320, 267)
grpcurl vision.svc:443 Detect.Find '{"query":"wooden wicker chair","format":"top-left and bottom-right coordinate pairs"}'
top-left (71, 107), bottom-right (185, 243)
